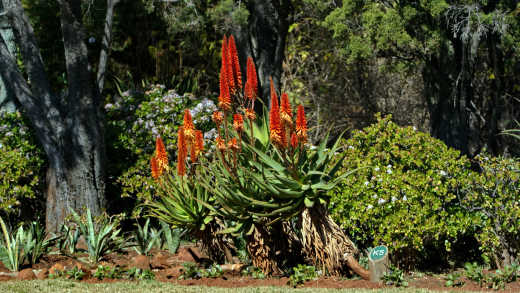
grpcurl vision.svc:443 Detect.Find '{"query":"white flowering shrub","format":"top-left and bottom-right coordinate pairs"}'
top-left (330, 114), bottom-right (475, 268)
top-left (0, 112), bottom-right (45, 217)
top-left (105, 84), bottom-right (217, 204)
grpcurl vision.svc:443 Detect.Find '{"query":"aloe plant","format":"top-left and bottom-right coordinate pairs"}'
top-left (70, 209), bottom-right (126, 263)
top-left (23, 221), bottom-right (58, 265)
top-left (57, 222), bottom-right (81, 255)
top-left (0, 217), bottom-right (25, 271)
top-left (159, 221), bottom-right (180, 254)
top-left (132, 218), bottom-right (161, 255)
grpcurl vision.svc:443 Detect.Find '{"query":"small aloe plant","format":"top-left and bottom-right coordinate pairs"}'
top-left (70, 209), bottom-right (126, 263)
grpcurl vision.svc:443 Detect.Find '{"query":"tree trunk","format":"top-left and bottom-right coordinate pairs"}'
top-left (97, 0), bottom-right (120, 93)
top-left (0, 0), bottom-right (106, 232)
top-left (235, 0), bottom-right (291, 106)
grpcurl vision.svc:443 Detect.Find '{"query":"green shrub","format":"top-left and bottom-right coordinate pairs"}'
top-left (0, 112), bottom-right (45, 218)
top-left (330, 114), bottom-right (474, 267)
top-left (288, 264), bottom-right (320, 287)
top-left (459, 154), bottom-right (520, 267)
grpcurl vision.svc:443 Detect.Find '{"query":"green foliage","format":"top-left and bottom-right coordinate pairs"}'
top-left (382, 265), bottom-right (408, 287)
top-left (203, 264), bottom-right (223, 278)
top-left (464, 262), bottom-right (486, 286)
top-left (65, 267), bottom-right (86, 281)
top-left (70, 209), bottom-right (126, 263)
top-left (57, 223), bottom-right (81, 255)
top-left (93, 265), bottom-right (124, 280)
top-left (0, 112), bottom-right (45, 217)
top-left (241, 266), bottom-right (266, 279)
top-left (444, 272), bottom-right (464, 287)
top-left (126, 267), bottom-right (156, 280)
top-left (131, 218), bottom-right (161, 255)
top-left (105, 85), bottom-right (216, 205)
top-left (179, 262), bottom-right (203, 280)
top-left (22, 221), bottom-right (58, 265)
top-left (288, 265), bottom-right (320, 287)
top-left (330, 115), bottom-right (474, 266)
top-left (0, 217), bottom-right (26, 271)
top-left (159, 221), bottom-right (181, 254)
top-left (463, 262), bottom-right (520, 289)
top-left (459, 154), bottom-right (520, 267)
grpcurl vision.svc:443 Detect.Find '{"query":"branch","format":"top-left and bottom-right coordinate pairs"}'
top-left (97, 0), bottom-right (120, 93)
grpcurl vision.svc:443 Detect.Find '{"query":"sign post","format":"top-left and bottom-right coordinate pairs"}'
top-left (368, 245), bottom-right (389, 282)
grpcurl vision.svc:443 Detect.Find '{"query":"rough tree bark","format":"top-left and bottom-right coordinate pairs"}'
top-left (0, 0), bottom-right (115, 232)
top-left (97, 0), bottom-right (120, 93)
top-left (235, 0), bottom-right (292, 106)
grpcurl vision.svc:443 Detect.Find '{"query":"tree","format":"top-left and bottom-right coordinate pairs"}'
top-left (321, 0), bottom-right (520, 156)
top-left (0, 0), bottom-right (119, 232)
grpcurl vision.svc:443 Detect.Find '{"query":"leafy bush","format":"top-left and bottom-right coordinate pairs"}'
top-left (105, 84), bottom-right (217, 207)
top-left (382, 265), bottom-right (408, 287)
top-left (179, 262), bottom-right (203, 280)
top-left (330, 115), bottom-right (474, 268)
top-left (0, 112), bottom-right (45, 218)
top-left (459, 154), bottom-right (520, 267)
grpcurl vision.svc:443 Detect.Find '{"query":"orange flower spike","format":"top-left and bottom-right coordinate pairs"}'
top-left (150, 156), bottom-right (160, 179)
top-left (269, 83), bottom-right (284, 146)
top-left (155, 136), bottom-right (169, 172)
top-left (228, 138), bottom-right (240, 151)
top-left (233, 114), bottom-right (244, 133)
top-left (290, 132), bottom-right (298, 149)
top-left (195, 130), bottom-right (204, 153)
top-left (218, 70), bottom-right (232, 111)
top-left (216, 136), bottom-right (227, 151)
top-left (183, 109), bottom-right (195, 140)
top-left (212, 111), bottom-right (224, 125)
top-left (244, 57), bottom-right (257, 101)
top-left (280, 92), bottom-right (293, 125)
top-left (221, 36), bottom-right (235, 95)
top-left (177, 127), bottom-right (188, 176)
top-left (296, 105), bottom-right (308, 144)
top-left (228, 35), bottom-right (242, 90)
top-left (269, 77), bottom-right (278, 104)
top-left (245, 108), bottom-right (257, 121)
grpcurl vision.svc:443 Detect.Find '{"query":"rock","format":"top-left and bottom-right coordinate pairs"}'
top-left (49, 263), bottom-right (65, 275)
top-left (17, 268), bottom-right (36, 280)
top-left (132, 254), bottom-right (151, 270)
top-left (151, 253), bottom-right (169, 269)
top-left (36, 268), bottom-right (49, 280)
top-left (176, 247), bottom-right (197, 263)
top-left (221, 263), bottom-right (245, 273)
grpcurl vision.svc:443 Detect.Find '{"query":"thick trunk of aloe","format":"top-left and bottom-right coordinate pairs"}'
top-left (246, 225), bottom-right (282, 275)
top-left (300, 204), bottom-right (369, 278)
top-left (198, 220), bottom-right (234, 264)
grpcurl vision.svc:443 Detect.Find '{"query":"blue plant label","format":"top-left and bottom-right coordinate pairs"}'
top-left (369, 245), bottom-right (388, 261)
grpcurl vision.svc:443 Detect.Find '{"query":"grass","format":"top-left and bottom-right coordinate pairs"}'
top-left (0, 280), bottom-right (476, 293)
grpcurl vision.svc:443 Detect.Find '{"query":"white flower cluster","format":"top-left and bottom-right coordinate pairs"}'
top-left (190, 98), bottom-right (217, 125)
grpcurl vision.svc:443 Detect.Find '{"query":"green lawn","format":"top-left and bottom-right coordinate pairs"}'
top-left (0, 280), bottom-right (466, 293)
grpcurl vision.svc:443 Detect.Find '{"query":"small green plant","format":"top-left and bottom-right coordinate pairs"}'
top-left (241, 266), bottom-right (265, 279)
top-left (485, 263), bottom-right (520, 290)
top-left (57, 223), bottom-right (80, 255)
top-left (0, 217), bottom-right (25, 271)
top-left (49, 269), bottom-right (65, 279)
top-left (93, 265), bottom-right (124, 280)
top-left (132, 218), bottom-right (161, 255)
top-left (66, 267), bottom-right (86, 280)
top-left (70, 209), bottom-right (127, 263)
top-left (203, 264), bottom-right (223, 278)
top-left (464, 262), bottom-right (486, 286)
top-left (179, 262), bottom-right (203, 280)
top-left (288, 265), bottom-right (320, 287)
top-left (126, 267), bottom-right (156, 280)
top-left (159, 221), bottom-right (181, 254)
top-left (23, 220), bottom-right (58, 265)
top-left (444, 272), bottom-right (464, 287)
top-left (382, 265), bottom-right (408, 287)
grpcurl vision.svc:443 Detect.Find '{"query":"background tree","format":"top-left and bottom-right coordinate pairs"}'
top-left (0, 0), bottom-right (119, 232)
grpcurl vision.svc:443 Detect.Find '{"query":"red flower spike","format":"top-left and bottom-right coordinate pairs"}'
top-left (290, 132), bottom-right (298, 149)
top-left (177, 127), bottom-right (187, 176)
top-left (216, 136), bottom-right (226, 151)
top-left (228, 35), bottom-right (242, 91)
top-left (244, 57), bottom-right (258, 101)
top-left (228, 138), bottom-right (240, 151)
top-left (296, 105), bottom-right (308, 144)
top-left (195, 130), bottom-right (204, 153)
top-left (233, 114), bottom-right (244, 133)
top-left (280, 92), bottom-right (292, 125)
top-left (212, 111), bottom-right (224, 125)
top-left (155, 136), bottom-right (168, 172)
top-left (270, 77), bottom-right (278, 105)
top-left (245, 108), bottom-right (257, 121)
top-left (269, 81), bottom-right (285, 147)
top-left (221, 35), bottom-right (235, 95)
top-left (183, 109), bottom-right (195, 140)
top-left (218, 69), bottom-right (232, 111)
top-left (150, 156), bottom-right (160, 179)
